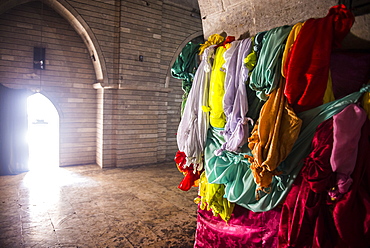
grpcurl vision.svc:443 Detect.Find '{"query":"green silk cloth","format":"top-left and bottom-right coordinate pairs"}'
top-left (205, 84), bottom-right (370, 212)
top-left (171, 42), bottom-right (201, 115)
top-left (249, 26), bottom-right (292, 101)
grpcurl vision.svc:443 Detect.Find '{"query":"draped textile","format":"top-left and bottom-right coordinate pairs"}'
top-left (208, 46), bottom-right (227, 128)
top-left (281, 22), bottom-right (303, 78)
top-left (199, 34), bottom-right (224, 55)
top-left (322, 71), bottom-right (335, 104)
top-left (196, 172), bottom-right (235, 222)
top-left (328, 104), bottom-right (366, 199)
top-left (0, 84), bottom-right (31, 175)
top-left (217, 38), bottom-right (253, 154)
top-left (195, 204), bottom-right (281, 248)
top-left (171, 42), bottom-right (201, 115)
top-left (216, 36), bottom-right (235, 49)
top-left (249, 25), bottom-right (292, 101)
top-left (363, 91), bottom-right (370, 119)
top-left (284, 4), bottom-right (355, 113)
top-left (253, 32), bottom-right (266, 57)
top-left (278, 118), bottom-right (338, 248)
top-left (176, 46), bottom-right (215, 171)
top-left (244, 37), bottom-right (266, 133)
top-left (174, 151), bottom-right (200, 191)
top-left (205, 84), bottom-right (369, 212)
top-left (333, 119), bottom-right (370, 247)
top-left (247, 79), bottom-right (302, 194)
top-left (244, 37), bottom-right (256, 75)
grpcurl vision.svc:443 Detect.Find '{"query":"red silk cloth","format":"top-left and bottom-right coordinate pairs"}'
top-left (279, 118), bottom-right (370, 247)
top-left (175, 151), bottom-right (200, 191)
top-left (278, 118), bottom-right (337, 248)
top-left (284, 5), bottom-right (354, 113)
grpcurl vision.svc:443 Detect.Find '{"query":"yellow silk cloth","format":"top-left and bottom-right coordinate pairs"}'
top-left (195, 172), bottom-right (235, 222)
top-left (281, 22), bottom-right (304, 78)
top-left (323, 71), bottom-right (335, 104)
top-left (244, 37), bottom-right (256, 75)
top-left (246, 79), bottom-right (302, 196)
top-left (199, 34), bottom-right (225, 55)
top-left (208, 46), bottom-right (227, 128)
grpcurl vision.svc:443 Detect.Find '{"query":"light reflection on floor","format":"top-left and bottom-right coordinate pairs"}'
top-left (22, 167), bottom-right (96, 221)
top-left (0, 163), bottom-right (198, 247)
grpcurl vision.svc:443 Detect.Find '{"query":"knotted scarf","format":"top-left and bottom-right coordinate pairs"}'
top-left (249, 25), bottom-right (292, 101)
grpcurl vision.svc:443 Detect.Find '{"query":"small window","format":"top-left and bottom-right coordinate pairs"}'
top-left (33, 47), bottom-right (46, 70)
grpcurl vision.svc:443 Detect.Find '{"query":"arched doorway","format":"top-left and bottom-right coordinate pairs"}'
top-left (27, 93), bottom-right (59, 171)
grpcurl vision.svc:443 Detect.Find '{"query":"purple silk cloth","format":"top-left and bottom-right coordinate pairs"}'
top-left (217, 38), bottom-right (253, 154)
top-left (195, 204), bottom-right (281, 248)
top-left (278, 118), bottom-right (338, 248)
top-left (333, 119), bottom-right (370, 247)
top-left (330, 51), bottom-right (370, 99)
top-left (329, 104), bottom-right (366, 199)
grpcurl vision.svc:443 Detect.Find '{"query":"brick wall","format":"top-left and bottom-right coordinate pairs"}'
top-left (161, 3), bottom-right (204, 160)
top-left (93, 0), bottom-right (203, 168)
top-left (66, 0), bottom-right (118, 84)
top-left (0, 1), bottom-right (97, 166)
top-left (0, 0), bottom-right (203, 168)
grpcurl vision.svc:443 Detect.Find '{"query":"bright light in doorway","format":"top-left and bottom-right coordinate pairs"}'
top-left (27, 93), bottom-right (59, 172)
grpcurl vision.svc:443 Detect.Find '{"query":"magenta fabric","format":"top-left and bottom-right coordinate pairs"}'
top-left (195, 204), bottom-right (281, 248)
top-left (331, 52), bottom-right (370, 99)
top-left (278, 118), bottom-right (338, 248)
top-left (329, 104), bottom-right (367, 199)
top-left (333, 119), bottom-right (370, 247)
top-left (284, 5), bottom-right (354, 113)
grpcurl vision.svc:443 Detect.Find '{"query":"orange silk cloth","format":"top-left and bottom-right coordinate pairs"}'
top-left (247, 79), bottom-right (302, 194)
top-left (281, 22), bottom-right (304, 78)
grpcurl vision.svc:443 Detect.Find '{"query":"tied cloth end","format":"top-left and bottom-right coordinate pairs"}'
top-left (255, 186), bottom-right (271, 201)
top-left (202, 105), bottom-right (211, 113)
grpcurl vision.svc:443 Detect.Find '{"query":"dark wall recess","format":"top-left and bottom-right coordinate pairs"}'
top-left (33, 47), bottom-right (45, 70)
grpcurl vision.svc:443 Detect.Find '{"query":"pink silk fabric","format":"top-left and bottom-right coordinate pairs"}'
top-left (195, 204), bottom-right (281, 248)
top-left (333, 119), bottom-right (370, 247)
top-left (329, 104), bottom-right (367, 199)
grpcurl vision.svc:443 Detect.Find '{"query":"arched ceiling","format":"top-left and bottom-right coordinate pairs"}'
top-left (166, 0), bottom-right (200, 11)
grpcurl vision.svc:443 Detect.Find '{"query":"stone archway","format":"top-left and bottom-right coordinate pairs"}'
top-left (0, 0), bottom-right (108, 85)
top-left (165, 30), bottom-right (204, 88)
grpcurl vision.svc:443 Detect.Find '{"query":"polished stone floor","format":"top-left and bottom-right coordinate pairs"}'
top-left (0, 163), bottom-right (199, 247)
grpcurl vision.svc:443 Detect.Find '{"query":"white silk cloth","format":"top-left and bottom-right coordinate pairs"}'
top-left (176, 45), bottom-right (215, 171)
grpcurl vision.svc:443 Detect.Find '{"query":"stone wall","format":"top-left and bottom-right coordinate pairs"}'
top-left (198, 0), bottom-right (370, 49)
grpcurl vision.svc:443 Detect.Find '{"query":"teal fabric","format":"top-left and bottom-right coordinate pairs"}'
top-left (171, 42), bottom-right (201, 115)
top-left (205, 84), bottom-right (370, 212)
top-left (249, 26), bottom-right (292, 101)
